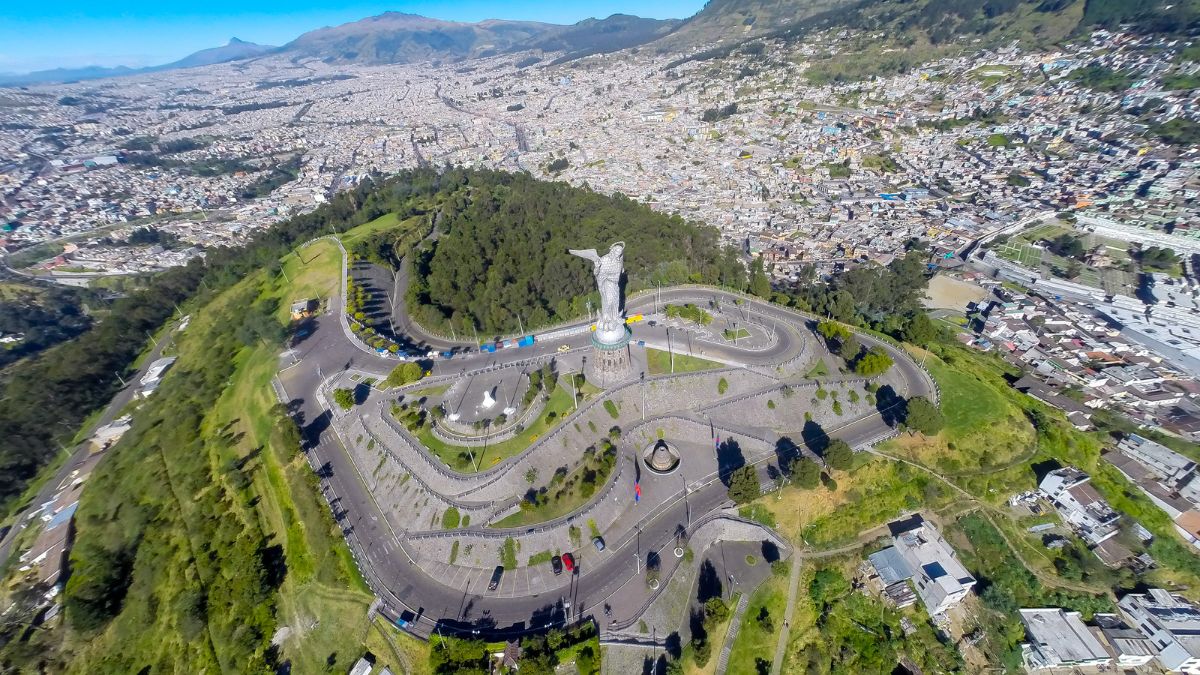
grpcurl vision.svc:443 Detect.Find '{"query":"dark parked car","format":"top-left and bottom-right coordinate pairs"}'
top-left (551, 555), bottom-right (563, 575)
top-left (488, 565), bottom-right (504, 591)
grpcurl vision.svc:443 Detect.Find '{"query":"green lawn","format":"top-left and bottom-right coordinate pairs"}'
top-left (722, 328), bottom-right (751, 341)
top-left (645, 347), bottom-right (723, 375)
top-left (727, 568), bottom-right (789, 675)
top-left (418, 384), bottom-right (578, 472)
top-left (924, 353), bottom-right (1016, 442)
top-left (993, 240), bottom-right (1042, 267)
top-left (363, 617), bottom-right (431, 675)
top-left (882, 344), bottom-right (1036, 485)
top-left (805, 360), bottom-right (830, 378)
top-left (339, 212), bottom-right (407, 246)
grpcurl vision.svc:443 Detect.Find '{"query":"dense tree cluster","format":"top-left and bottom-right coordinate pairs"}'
top-left (0, 285), bottom-right (92, 368)
top-left (1136, 245), bottom-right (1179, 271)
top-left (852, 346), bottom-right (894, 377)
top-left (802, 566), bottom-right (963, 673)
top-left (430, 622), bottom-right (600, 675)
top-left (407, 170), bottom-right (746, 335)
top-left (727, 465), bottom-right (761, 504)
top-left (903, 397), bottom-right (945, 436)
top-left (749, 256), bottom-right (771, 297)
top-left (824, 439), bottom-right (855, 471)
top-left (333, 388), bottom-right (355, 409)
top-left (384, 362), bottom-right (423, 388)
top-left (701, 103), bottom-right (739, 122)
top-left (787, 253), bottom-right (929, 324)
top-left (1047, 233), bottom-right (1086, 260)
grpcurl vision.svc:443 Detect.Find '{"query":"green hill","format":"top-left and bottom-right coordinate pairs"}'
top-left (665, 0), bottom-right (1198, 81)
top-left (405, 170), bottom-right (747, 336)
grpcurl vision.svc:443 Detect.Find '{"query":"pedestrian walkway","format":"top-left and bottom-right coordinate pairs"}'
top-left (770, 546), bottom-right (804, 675)
top-left (716, 593), bottom-right (751, 675)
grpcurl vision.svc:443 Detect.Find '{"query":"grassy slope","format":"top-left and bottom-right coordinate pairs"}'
top-left (62, 237), bottom-right (429, 673)
top-left (340, 211), bottom-right (426, 249)
top-left (247, 238), bottom-right (428, 673)
top-left (725, 566), bottom-right (788, 675)
top-left (883, 344), bottom-right (1037, 485)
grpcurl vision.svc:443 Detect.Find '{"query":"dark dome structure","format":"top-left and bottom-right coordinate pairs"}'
top-left (643, 439), bottom-right (681, 474)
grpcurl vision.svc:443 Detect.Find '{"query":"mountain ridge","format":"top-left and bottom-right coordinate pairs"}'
top-left (279, 11), bottom-right (679, 65)
top-left (0, 38), bottom-right (275, 87)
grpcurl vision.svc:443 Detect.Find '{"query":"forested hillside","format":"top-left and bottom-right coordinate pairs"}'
top-left (406, 170), bottom-right (747, 336)
top-left (0, 169), bottom-right (450, 513)
top-left (0, 284), bottom-right (92, 369)
top-left (1, 172), bottom-right (474, 672)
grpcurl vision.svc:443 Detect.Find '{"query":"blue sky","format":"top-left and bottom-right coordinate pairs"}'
top-left (0, 1), bottom-right (707, 73)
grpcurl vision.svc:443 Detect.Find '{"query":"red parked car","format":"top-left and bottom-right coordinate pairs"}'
top-left (562, 552), bottom-right (576, 573)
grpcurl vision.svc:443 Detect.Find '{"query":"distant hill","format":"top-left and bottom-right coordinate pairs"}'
top-left (658, 0), bottom-right (1198, 82)
top-left (0, 38), bottom-right (275, 87)
top-left (526, 14), bottom-right (681, 64)
top-left (159, 37), bottom-right (275, 70)
top-left (0, 65), bottom-right (138, 87)
top-left (659, 0), bottom-right (1197, 53)
top-left (280, 12), bottom-right (556, 64)
top-left (656, 0), bottom-right (861, 49)
top-left (280, 11), bottom-right (678, 65)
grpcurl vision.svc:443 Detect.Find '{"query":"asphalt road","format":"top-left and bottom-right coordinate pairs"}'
top-left (0, 318), bottom-right (180, 566)
top-left (277, 252), bottom-right (935, 640)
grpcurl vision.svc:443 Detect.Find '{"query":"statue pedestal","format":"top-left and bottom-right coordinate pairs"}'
top-left (587, 327), bottom-right (634, 388)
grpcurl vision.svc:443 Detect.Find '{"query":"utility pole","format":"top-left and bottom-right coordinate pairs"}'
top-left (682, 474), bottom-right (690, 528)
top-left (517, 314), bottom-right (525, 336)
top-left (641, 372), bottom-right (646, 422)
top-left (570, 370), bottom-right (578, 410)
top-left (280, 265), bottom-right (291, 284)
top-left (667, 327), bottom-right (674, 373)
top-left (115, 371), bottom-right (127, 387)
top-left (145, 330), bottom-right (158, 347)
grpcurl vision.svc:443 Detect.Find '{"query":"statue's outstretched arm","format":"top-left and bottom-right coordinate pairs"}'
top-left (568, 248), bottom-right (601, 265)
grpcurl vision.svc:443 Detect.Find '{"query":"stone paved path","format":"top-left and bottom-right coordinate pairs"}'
top-left (716, 593), bottom-right (751, 675)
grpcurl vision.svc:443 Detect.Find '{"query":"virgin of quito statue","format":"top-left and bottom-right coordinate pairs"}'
top-left (569, 242), bottom-right (634, 385)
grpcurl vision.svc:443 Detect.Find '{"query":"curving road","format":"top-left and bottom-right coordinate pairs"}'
top-left (278, 248), bottom-right (936, 640)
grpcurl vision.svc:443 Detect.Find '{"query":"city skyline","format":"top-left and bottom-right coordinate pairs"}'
top-left (0, 0), bottom-right (706, 73)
